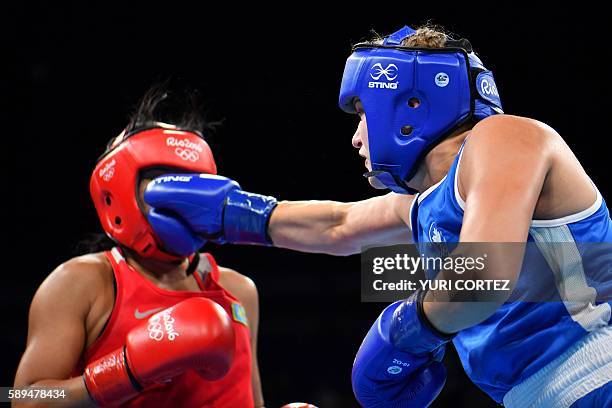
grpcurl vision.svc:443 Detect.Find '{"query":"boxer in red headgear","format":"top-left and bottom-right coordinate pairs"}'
top-left (90, 123), bottom-right (218, 260)
top-left (13, 89), bottom-right (265, 407)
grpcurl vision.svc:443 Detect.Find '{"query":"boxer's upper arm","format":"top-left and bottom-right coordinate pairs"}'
top-left (458, 116), bottom-right (551, 287)
top-left (14, 257), bottom-right (105, 387)
top-left (217, 267), bottom-right (264, 407)
top-left (422, 117), bottom-right (553, 333)
top-left (459, 116), bottom-right (551, 243)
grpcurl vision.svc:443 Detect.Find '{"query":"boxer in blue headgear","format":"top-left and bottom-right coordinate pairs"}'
top-left (339, 25), bottom-right (502, 193)
top-left (142, 24), bottom-right (612, 408)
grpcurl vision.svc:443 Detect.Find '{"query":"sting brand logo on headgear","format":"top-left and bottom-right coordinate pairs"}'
top-left (370, 63), bottom-right (398, 80)
top-left (369, 63), bottom-right (399, 89)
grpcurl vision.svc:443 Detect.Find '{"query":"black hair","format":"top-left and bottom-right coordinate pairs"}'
top-left (124, 84), bottom-right (222, 135)
top-left (102, 83), bottom-right (223, 154)
top-left (73, 233), bottom-right (115, 256)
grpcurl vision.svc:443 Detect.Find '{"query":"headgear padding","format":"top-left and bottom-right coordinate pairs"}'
top-left (90, 124), bottom-right (217, 260)
top-left (339, 26), bottom-right (503, 193)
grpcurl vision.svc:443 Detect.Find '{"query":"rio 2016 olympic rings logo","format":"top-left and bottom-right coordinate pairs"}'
top-left (98, 159), bottom-right (116, 182)
top-left (175, 148), bottom-right (199, 162)
top-left (146, 310), bottom-right (180, 342)
top-left (103, 167), bottom-right (115, 181)
top-left (147, 318), bottom-right (165, 341)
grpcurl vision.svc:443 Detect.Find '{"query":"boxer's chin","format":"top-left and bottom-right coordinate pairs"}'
top-left (367, 175), bottom-right (388, 190)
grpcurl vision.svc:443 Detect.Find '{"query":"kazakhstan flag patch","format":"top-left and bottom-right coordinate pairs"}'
top-left (231, 302), bottom-right (248, 326)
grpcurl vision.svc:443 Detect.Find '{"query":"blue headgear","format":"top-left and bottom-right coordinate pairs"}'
top-left (339, 26), bottom-right (503, 193)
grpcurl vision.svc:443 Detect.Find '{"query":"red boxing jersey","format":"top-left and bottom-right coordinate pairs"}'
top-left (74, 247), bottom-right (253, 407)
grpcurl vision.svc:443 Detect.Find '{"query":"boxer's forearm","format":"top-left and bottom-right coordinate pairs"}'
top-left (269, 194), bottom-right (412, 255)
top-left (11, 377), bottom-right (93, 408)
top-left (269, 200), bottom-right (353, 254)
top-left (421, 243), bottom-right (523, 334)
top-left (422, 300), bottom-right (503, 334)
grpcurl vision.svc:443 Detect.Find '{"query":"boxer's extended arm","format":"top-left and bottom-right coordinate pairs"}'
top-left (144, 176), bottom-right (413, 256)
top-left (13, 257), bottom-right (106, 407)
top-left (423, 115), bottom-right (551, 334)
top-left (269, 193), bottom-right (413, 255)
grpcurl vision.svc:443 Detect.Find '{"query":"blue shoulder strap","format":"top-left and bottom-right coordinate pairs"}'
top-left (382, 25), bottom-right (416, 45)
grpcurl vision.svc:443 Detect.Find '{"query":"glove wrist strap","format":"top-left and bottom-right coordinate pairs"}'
top-left (84, 347), bottom-right (140, 406)
top-left (223, 190), bottom-right (278, 245)
top-left (390, 290), bottom-right (455, 355)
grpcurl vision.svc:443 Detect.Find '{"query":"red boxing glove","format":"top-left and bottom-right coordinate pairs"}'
top-left (83, 297), bottom-right (235, 406)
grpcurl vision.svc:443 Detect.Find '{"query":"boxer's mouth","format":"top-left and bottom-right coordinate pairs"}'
top-left (360, 155), bottom-right (370, 169)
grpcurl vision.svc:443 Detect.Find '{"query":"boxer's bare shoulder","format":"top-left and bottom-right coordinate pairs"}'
top-left (38, 253), bottom-right (112, 303)
top-left (217, 266), bottom-right (258, 327)
top-left (471, 114), bottom-right (558, 151)
top-left (33, 253), bottom-right (115, 339)
top-left (461, 114), bottom-right (596, 220)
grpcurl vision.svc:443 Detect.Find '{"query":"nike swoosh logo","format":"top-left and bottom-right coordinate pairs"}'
top-left (134, 307), bottom-right (164, 320)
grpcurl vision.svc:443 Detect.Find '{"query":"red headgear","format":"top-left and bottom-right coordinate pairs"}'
top-left (90, 123), bottom-right (217, 260)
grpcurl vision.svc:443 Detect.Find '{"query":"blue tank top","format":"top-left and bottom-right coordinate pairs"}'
top-left (409, 143), bottom-right (612, 402)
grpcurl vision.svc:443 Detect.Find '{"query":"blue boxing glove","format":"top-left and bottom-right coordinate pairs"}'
top-left (144, 174), bottom-right (278, 250)
top-left (352, 291), bottom-right (453, 408)
top-left (147, 208), bottom-right (206, 256)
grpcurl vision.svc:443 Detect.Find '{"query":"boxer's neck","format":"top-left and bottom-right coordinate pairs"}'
top-left (124, 248), bottom-right (192, 284)
top-left (406, 128), bottom-right (470, 193)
